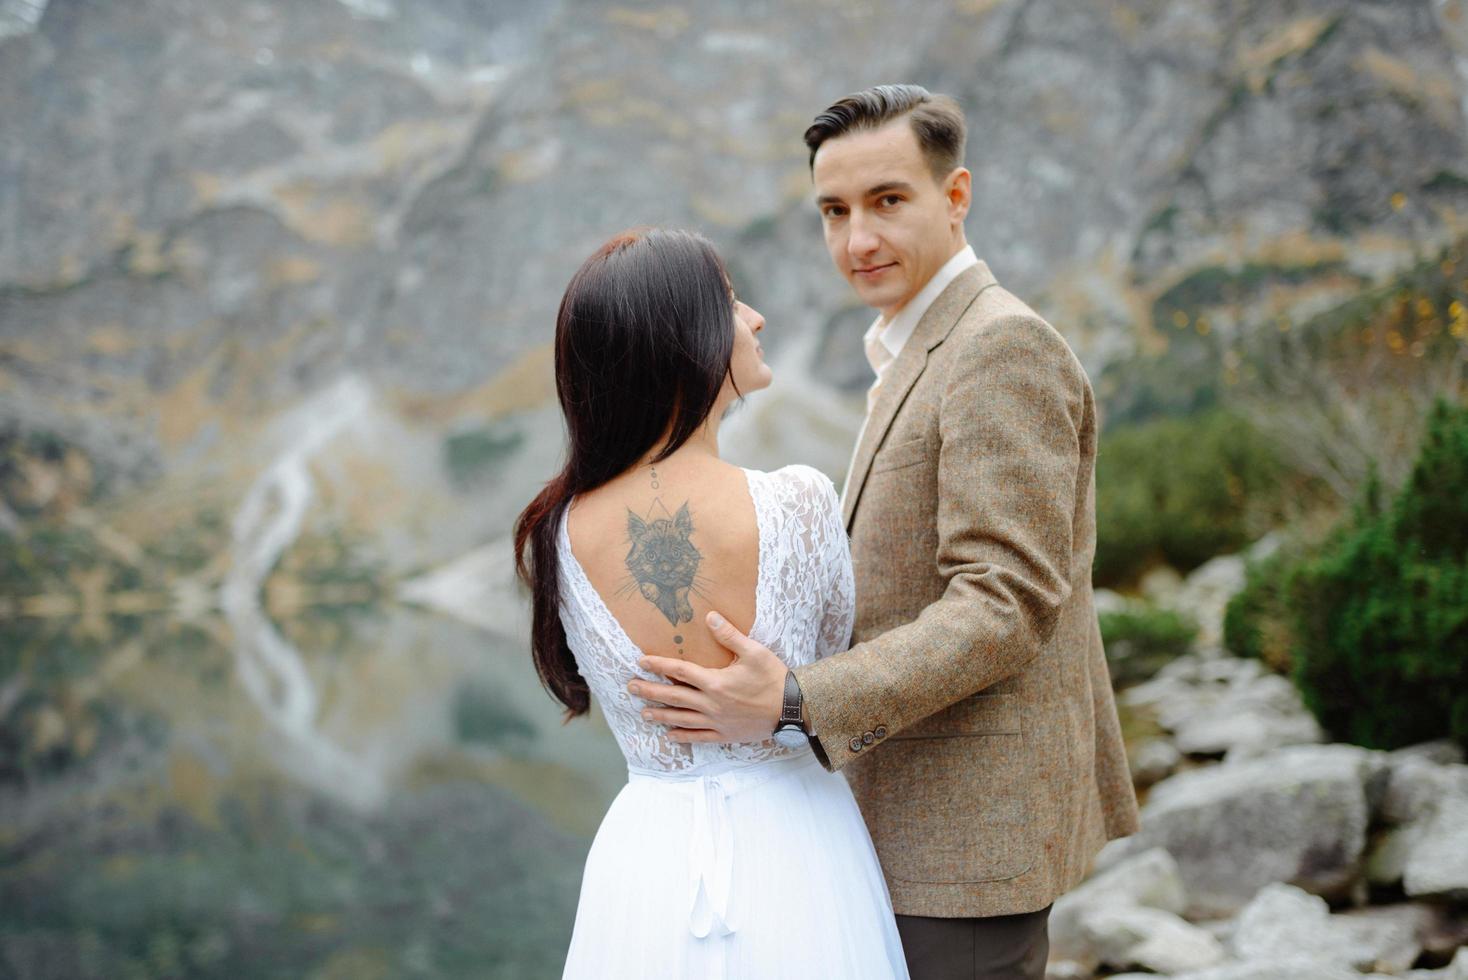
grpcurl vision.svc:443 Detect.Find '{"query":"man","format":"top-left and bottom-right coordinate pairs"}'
top-left (630, 84), bottom-right (1139, 979)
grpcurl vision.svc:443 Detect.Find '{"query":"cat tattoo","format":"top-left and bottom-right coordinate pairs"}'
top-left (625, 501), bottom-right (701, 627)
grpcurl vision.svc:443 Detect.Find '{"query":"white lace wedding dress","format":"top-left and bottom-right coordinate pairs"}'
top-left (556, 464), bottom-right (909, 979)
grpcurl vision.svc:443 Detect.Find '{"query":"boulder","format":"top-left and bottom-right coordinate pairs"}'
top-left (1081, 904), bottom-right (1226, 974)
top-left (1369, 754), bottom-right (1468, 899)
top-left (1102, 744), bottom-right (1383, 917)
top-left (1231, 883), bottom-right (1426, 973)
top-left (1051, 848), bottom-right (1187, 965)
top-left (1172, 672), bottom-right (1325, 761)
top-left (1403, 783), bottom-right (1468, 899)
top-left (1122, 652), bottom-right (1324, 761)
top-left (1129, 737), bottom-right (1182, 787)
top-left (1160, 958), bottom-right (1362, 980)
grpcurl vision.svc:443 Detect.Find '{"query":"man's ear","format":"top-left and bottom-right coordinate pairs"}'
top-left (945, 167), bottom-right (972, 226)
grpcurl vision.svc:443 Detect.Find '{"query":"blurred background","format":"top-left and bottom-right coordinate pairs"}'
top-left (2, 0), bottom-right (1466, 978)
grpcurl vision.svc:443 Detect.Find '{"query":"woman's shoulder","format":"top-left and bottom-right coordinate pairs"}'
top-left (746, 463), bottom-right (840, 511)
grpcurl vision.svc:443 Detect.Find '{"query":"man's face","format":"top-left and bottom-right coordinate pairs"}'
top-left (812, 118), bottom-right (970, 319)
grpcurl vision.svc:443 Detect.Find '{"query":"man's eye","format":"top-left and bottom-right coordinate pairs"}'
top-left (822, 206), bottom-right (846, 218)
top-left (880, 195), bottom-right (902, 207)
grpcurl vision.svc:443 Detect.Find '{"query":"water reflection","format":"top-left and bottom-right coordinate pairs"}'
top-left (2, 596), bottom-right (629, 979)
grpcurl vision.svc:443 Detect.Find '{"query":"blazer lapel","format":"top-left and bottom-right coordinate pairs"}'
top-left (842, 261), bottom-right (999, 530)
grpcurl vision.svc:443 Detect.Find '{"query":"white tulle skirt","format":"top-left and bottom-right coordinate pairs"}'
top-left (561, 749), bottom-right (909, 979)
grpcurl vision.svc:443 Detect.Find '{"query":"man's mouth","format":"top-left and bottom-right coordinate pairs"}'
top-left (853, 262), bottom-right (896, 280)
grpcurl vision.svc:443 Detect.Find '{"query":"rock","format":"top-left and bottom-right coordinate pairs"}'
top-left (1175, 674), bottom-right (1325, 761)
top-left (1390, 739), bottom-right (1467, 768)
top-left (1417, 905), bottom-right (1468, 962)
top-left (1164, 958), bottom-right (1362, 980)
top-left (1092, 587), bottom-right (1129, 616)
top-left (1168, 553), bottom-right (1248, 649)
top-left (1081, 904), bottom-right (1226, 974)
top-left (1370, 754), bottom-right (1468, 899)
top-left (1403, 783), bottom-right (1468, 899)
top-left (1103, 744), bottom-right (1383, 917)
top-left (1231, 883), bottom-right (1426, 973)
top-left (1129, 737), bottom-right (1182, 787)
top-left (1383, 947), bottom-right (1468, 980)
top-left (1140, 565), bottom-right (1186, 606)
top-left (1365, 824), bottom-right (1422, 888)
top-left (1120, 650), bottom-right (1324, 761)
top-left (1051, 848), bottom-right (1188, 965)
top-left (1246, 532), bottom-right (1285, 564)
top-left (1333, 903), bottom-right (1443, 975)
top-left (1378, 755), bottom-right (1461, 825)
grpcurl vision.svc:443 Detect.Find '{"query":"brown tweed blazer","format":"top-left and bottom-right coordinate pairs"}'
top-left (792, 260), bottom-right (1140, 919)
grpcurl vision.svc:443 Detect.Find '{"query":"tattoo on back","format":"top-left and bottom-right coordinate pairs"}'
top-left (625, 500), bottom-right (701, 626)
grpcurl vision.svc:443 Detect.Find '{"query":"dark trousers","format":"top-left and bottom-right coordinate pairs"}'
top-left (895, 905), bottom-right (1052, 980)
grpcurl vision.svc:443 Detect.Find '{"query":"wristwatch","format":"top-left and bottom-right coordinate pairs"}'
top-left (772, 670), bottom-right (810, 749)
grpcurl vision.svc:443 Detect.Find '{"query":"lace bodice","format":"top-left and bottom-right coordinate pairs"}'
top-left (556, 464), bottom-right (855, 774)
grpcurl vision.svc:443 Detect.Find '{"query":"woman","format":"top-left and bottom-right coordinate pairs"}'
top-left (514, 228), bottom-right (908, 978)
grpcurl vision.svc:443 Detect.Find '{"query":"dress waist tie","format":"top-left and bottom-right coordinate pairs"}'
top-left (626, 750), bottom-right (821, 940)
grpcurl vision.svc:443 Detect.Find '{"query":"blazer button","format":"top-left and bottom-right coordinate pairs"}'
top-left (862, 731), bottom-right (875, 745)
top-left (874, 725), bottom-right (888, 740)
top-left (849, 736), bottom-right (863, 753)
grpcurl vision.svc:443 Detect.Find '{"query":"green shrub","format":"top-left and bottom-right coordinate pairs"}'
top-left (1100, 605), bottom-right (1199, 687)
top-left (1223, 550), bottom-right (1300, 674)
top-left (1094, 409), bottom-right (1291, 587)
top-left (1286, 399), bottom-right (1468, 750)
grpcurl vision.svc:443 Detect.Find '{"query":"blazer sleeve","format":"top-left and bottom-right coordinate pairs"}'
top-left (793, 313), bottom-right (1087, 772)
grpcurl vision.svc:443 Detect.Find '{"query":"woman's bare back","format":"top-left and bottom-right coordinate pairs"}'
top-left (565, 455), bottom-right (759, 670)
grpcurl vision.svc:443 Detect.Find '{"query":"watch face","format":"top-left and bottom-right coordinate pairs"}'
top-left (772, 726), bottom-right (806, 749)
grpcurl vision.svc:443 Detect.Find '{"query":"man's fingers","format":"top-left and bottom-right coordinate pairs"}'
top-left (639, 654), bottom-right (717, 689)
top-left (643, 707), bottom-right (712, 729)
top-left (704, 610), bottom-right (766, 659)
top-left (665, 727), bottom-right (726, 743)
top-left (628, 678), bottom-right (711, 713)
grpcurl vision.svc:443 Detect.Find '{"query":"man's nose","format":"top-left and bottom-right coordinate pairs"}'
top-left (847, 212), bottom-right (880, 261)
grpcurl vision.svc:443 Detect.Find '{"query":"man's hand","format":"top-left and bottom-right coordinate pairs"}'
top-left (629, 611), bottom-right (786, 743)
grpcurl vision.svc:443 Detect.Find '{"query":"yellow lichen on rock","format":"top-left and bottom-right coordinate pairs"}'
top-left (272, 181), bottom-right (376, 247)
top-left (603, 6), bottom-right (690, 37)
top-left (1237, 15), bottom-right (1335, 93)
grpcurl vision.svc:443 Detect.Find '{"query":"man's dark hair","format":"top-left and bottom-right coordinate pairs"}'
top-left (804, 83), bottom-right (966, 182)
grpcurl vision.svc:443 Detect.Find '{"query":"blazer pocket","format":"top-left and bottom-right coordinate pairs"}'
top-left (865, 730), bottom-right (1034, 883)
top-left (870, 437), bottom-right (929, 474)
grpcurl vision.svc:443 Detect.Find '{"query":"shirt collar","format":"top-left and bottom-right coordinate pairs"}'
top-left (862, 244), bottom-right (980, 365)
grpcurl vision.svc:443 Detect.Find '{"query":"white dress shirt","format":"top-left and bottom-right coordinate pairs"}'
top-left (839, 244), bottom-right (979, 510)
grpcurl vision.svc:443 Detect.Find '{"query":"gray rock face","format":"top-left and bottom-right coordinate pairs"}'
top-left (5, 0), bottom-right (1468, 496)
top-left (1101, 744), bottom-right (1383, 917)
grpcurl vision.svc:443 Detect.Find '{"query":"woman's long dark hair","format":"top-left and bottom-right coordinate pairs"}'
top-left (513, 228), bottom-right (739, 718)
